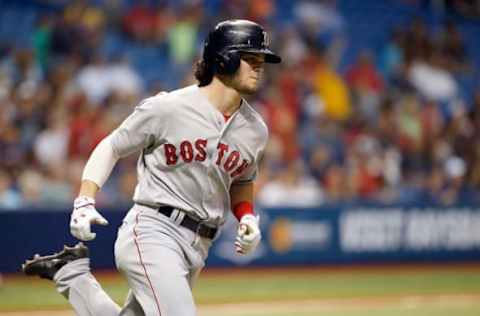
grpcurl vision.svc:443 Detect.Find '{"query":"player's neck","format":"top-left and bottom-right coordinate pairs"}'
top-left (199, 78), bottom-right (242, 116)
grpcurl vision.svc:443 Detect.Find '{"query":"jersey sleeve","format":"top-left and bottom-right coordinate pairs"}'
top-left (110, 97), bottom-right (169, 158)
top-left (234, 155), bottom-right (261, 184)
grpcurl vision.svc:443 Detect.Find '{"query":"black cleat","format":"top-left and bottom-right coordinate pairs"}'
top-left (22, 243), bottom-right (89, 280)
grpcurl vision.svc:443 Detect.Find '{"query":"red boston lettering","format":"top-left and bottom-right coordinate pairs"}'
top-left (164, 139), bottom-right (247, 176)
top-left (180, 141), bottom-right (194, 162)
top-left (216, 143), bottom-right (229, 165)
top-left (231, 159), bottom-right (249, 177)
top-left (224, 151), bottom-right (240, 172)
top-left (194, 139), bottom-right (207, 161)
top-left (164, 144), bottom-right (178, 165)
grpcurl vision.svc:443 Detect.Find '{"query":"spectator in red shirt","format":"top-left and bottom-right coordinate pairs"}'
top-left (346, 50), bottom-right (385, 122)
top-left (346, 50), bottom-right (384, 94)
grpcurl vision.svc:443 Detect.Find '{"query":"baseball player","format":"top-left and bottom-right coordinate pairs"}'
top-left (22, 19), bottom-right (281, 316)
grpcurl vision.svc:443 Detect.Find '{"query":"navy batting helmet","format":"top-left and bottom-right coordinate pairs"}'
top-left (203, 19), bottom-right (281, 75)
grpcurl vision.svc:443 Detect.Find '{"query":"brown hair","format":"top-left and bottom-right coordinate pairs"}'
top-left (194, 59), bottom-right (215, 87)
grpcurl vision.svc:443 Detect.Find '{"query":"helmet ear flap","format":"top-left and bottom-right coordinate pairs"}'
top-left (215, 51), bottom-right (241, 75)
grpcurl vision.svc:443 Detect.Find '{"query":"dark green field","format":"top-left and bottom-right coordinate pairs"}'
top-left (1, 264), bottom-right (480, 316)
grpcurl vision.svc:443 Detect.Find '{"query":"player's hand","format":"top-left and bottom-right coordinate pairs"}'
top-left (235, 214), bottom-right (261, 255)
top-left (70, 196), bottom-right (109, 241)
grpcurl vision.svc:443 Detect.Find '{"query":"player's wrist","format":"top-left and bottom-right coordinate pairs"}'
top-left (241, 214), bottom-right (257, 223)
top-left (232, 201), bottom-right (255, 221)
top-left (74, 195), bottom-right (96, 209)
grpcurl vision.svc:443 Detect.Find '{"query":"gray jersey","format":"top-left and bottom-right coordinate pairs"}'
top-left (109, 85), bottom-right (268, 226)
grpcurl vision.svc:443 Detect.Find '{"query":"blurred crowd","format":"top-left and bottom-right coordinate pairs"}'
top-left (1, 0), bottom-right (480, 210)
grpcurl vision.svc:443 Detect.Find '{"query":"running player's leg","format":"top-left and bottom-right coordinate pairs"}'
top-left (23, 243), bottom-right (121, 316)
top-left (115, 207), bottom-right (197, 316)
top-left (119, 290), bottom-right (145, 316)
top-left (120, 245), bottom-right (195, 316)
top-left (55, 258), bottom-right (121, 316)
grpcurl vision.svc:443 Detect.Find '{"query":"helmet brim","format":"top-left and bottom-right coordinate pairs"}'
top-left (237, 48), bottom-right (282, 64)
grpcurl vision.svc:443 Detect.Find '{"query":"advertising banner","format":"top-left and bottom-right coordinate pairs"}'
top-left (2, 205), bottom-right (480, 272)
top-left (206, 206), bottom-right (480, 266)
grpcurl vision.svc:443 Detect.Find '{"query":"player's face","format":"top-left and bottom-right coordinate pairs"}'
top-left (231, 53), bottom-right (265, 95)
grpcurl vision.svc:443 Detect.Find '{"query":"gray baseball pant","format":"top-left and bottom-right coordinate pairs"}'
top-left (54, 204), bottom-right (213, 316)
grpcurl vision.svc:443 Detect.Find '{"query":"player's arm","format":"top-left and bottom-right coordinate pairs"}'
top-left (70, 135), bottom-right (120, 241)
top-left (230, 181), bottom-right (254, 215)
top-left (80, 135), bottom-right (120, 196)
top-left (230, 182), bottom-right (261, 255)
top-left (71, 97), bottom-right (168, 241)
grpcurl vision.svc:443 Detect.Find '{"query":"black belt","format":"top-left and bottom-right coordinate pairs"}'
top-left (157, 206), bottom-right (217, 239)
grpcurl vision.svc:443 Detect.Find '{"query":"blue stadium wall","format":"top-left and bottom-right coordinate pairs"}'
top-left (2, 204), bottom-right (480, 273)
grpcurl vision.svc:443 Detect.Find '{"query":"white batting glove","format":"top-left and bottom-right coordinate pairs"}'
top-left (235, 214), bottom-right (261, 255)
top-left (70, 196), bottom-right (108, 241)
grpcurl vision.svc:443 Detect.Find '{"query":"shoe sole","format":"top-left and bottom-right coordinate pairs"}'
top-left (22, 242), bottom-right (88, 276)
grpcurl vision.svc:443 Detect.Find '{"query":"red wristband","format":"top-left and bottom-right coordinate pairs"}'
top-left (232, 201), bottom-right (254, 221)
